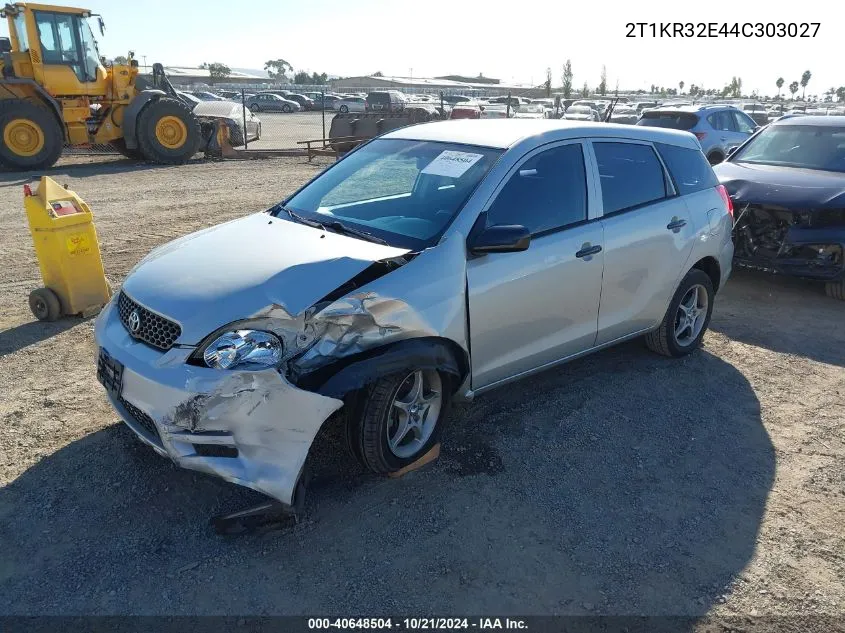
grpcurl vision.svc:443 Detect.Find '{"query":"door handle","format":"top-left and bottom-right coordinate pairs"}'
top-left (575, 244), bottom-right (602, 259)
top-left (720, 136), bottom-right (728, 141)
top-left (666, 218), bottom-right (687, 232)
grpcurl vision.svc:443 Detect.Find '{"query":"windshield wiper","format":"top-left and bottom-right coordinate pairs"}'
top-left (321, 220), bottom-right (388, 245)
top-left (275, 205), bottom-right (323, 229)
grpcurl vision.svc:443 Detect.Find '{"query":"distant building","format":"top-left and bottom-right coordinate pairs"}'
top-left (435, 74), bottom-right (500, 85)
top-left (158, 66), bottom-right (270, 86)
top-left (330, 74), bottom-right (536, 96)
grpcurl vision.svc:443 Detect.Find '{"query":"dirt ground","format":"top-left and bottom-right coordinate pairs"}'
top-left (0, 156), bottom-right (843, 627)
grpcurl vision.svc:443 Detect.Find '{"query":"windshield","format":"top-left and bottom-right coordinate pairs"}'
top-left (732, 124), bottom-right (845, 172)
top-left (637, 111), bottom-right (699, 130)
top-left (281, 139), bottom-right (503, 249)
top-left (568, 106), bottom-right (592, 114)
top-left (78, 17), bottom-right (100, 81)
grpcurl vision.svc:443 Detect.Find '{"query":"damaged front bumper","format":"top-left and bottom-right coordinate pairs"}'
top-left (94, 300), bottom-right (343, 507)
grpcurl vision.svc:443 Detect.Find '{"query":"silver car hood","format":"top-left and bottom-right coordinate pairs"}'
top-left (122, 213), bottom-right (410, 344)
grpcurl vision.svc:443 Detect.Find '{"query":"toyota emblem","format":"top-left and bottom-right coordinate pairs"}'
top-left (127, 310), bottom-right (141, 334)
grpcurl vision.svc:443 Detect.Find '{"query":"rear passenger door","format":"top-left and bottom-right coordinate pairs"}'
top-left (590, 140), bottom-right (695, 345)
top-left (467, 141), bottom-right (604, 389)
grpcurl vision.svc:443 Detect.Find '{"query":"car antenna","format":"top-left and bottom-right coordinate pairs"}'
top-left (604, 90), bottom-right (619, 122)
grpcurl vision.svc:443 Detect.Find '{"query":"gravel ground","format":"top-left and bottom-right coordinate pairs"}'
top-left (0, 157), bottom-right (843, 627)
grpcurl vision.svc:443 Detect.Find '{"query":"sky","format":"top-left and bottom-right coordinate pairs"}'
top-left (3, 0), bottom-right (839, 97)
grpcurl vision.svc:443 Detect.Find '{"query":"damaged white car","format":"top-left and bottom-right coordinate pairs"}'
top-left (95, 119), bottom-right (734, 511)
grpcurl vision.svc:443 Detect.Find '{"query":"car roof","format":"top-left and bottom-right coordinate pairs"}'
top-left (382, 119), bottom-right (701, 150)
top-left (770, 115), bottom-right (845, 127)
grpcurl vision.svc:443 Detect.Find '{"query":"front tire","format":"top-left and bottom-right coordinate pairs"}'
top-left (645, 269), bottom-right (715, 357)
top-left (282, 104), bottom-right (292, 113)
top-left (136, 97), bottom-right (201, 164)
top-left (339, 105), bottom-right (349, 113)
top-left (349, 369), bottom-right (449, 474)
top-left (0, 99), bottom-right (63, 170)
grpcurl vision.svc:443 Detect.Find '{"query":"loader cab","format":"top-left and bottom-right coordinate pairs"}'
top-left (3, 3), bottom-right (107, 95)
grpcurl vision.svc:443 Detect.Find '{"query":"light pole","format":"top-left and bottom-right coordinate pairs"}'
top-left (142, 55), bottom-right (147, 73)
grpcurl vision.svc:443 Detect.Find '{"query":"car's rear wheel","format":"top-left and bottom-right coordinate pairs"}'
top-left (339, 105), bottom-right (349, 113)
top-left (645, 269), bottom-right (715, 357)
top-left (707, 151), bottom-right (724, 165)
top-left (282, 104), bottom-right (292, 113)
top-left (348, 369), bottom-right (449, 474)
top-left (825, 280), bottom-right (845, 301)
top-left (249, 103), bottom-right (260, 112)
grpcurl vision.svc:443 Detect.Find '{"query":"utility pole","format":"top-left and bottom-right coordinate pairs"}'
top-left (142, 55), bottom-right (147, 73)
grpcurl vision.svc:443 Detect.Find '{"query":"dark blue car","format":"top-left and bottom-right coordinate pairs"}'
top-left (714, 116), bottom-right (845, 300)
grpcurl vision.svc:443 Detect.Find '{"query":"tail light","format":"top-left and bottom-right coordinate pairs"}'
top-left (694, 132), bottom-right (707, 141)
top-left (715, 184), bottom-right (734, 220)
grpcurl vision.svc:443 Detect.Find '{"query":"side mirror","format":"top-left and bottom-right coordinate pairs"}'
top-left (468, 223), bottom-right (531, 255)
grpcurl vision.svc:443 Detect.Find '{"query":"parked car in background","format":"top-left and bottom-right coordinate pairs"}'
top-left (637, 105), bottom-right (758, 165)
top-left (176, 91), bottom-right (202, 108)
top-left (443, 95), bottom-right (473, 105)
top-left (217, 90), bottom-right (240, 100)
top-left (714, 116), bottom-right (845, 300)
top-left (365, 90), bottom-right (407, 112)
top-left (479, 104), bottom-right (513, 119)
top-left (193, 100), bottom-right (261, 146)
top-left (565, 105), bottom-right (600, 121)
top-left (336, 96), bottom-right (367, 113)
top-left (450, 103), bottom-right (482, 119)
top-left (285, 94), bottom-right (315, 111)
top-left (245, 93), bottom-right (301, 113)
top-left (742, 104), bottom-right (770, 126)
top-left (632, 101), bottom-right (658, 112)
top-left (188, 91), bottom-right (225, 102)
top-left (609, 106), bottom-right (639, 124)
top-left (95, 119), bottom-right (732, 509)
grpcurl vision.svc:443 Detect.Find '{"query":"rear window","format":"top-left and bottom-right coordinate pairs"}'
top-left (655, 143), bottom-right (718, 195)
top-left (593, 142), bottom-right (668, 214)
top-left (637, 111), bottom-right (699, 130)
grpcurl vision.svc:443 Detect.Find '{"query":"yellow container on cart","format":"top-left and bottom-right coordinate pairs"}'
top-left (24, 176), bottom-right (111, 321)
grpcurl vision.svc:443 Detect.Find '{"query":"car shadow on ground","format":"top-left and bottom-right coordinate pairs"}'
top-left (0, 316), bottom-right (87, 358)
top-left (0, 342), bottom-right (773, 620)
top-left (710, 268), bottom-right (845, 367)
top-left (0, 158), bottom-right (208, 186)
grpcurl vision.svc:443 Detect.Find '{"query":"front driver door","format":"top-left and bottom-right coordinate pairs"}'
top-left (467, 141), bottom-right (604, 390)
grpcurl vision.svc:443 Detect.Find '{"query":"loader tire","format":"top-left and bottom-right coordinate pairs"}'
top-left (110, 138), bottom-right (144, 161)
top-left (136, 97), bottom-right (201, 164)
top-left (0, 99), bottom-right (63, 171)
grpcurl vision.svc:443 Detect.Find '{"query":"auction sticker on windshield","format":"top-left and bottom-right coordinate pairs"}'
top-left (421, 151), bottom-right (484, 178)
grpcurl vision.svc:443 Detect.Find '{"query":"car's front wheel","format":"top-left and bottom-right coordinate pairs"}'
top-left (645, 269), bottom-right (715, 357)
top-left (348, 369), bottom-right (449, 473)
top-left (282, 104), bottom-right (292, 113)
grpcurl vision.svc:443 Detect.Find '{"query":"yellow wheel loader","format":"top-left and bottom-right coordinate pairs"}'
top-left (0, 2), bottom-right (202, 170)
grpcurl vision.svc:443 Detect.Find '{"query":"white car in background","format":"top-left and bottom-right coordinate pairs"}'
top-left (336, 97), bottom-right (367, 113)
top-left (565, 105), bottom-right (600, 121)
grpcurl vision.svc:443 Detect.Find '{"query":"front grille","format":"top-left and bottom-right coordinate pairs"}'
top-left (117, 291), bottom-right (181, 351)
top-left (119, 396), bottom-right (161, 443)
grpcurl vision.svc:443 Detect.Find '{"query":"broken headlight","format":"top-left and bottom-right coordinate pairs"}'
top-left (202, 330), bottom-right (283, 370)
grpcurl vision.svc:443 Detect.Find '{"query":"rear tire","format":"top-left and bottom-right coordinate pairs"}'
top-left (29, 287), bottom-right (61, 321)
top-left (136, 97), bottom-right (201, 164)
top-left (825, 280), bottom-right (845, 301)
top-left (249, 103), bottom-right (261, 112)
top-left (339, 105), bottom-right (349, 113)
top-left (645, 269), bottom-right (715, 357)
top-left (282, 104), bottom-right (292, 113)
top-left (707, 151), bottom-right (724, 165)
top-left (0, 99), bottom-right (63, 170)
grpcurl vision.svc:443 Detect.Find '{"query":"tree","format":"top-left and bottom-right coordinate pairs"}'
top-left (679, 80), bottom-right (684, 94)
top-left (372, 71), bottom-right (384, 77)
top-left (800, 70), bottom-right (812, 99)
top-left (581, 81), bottom-right (589, 98)
top-left (836, 87), bottom-right (845, 103)
top-left (293, 70), bottom-right (309, 84)
top-left (264, 59), bottom-right (293, 80)
top-left (728, 76), bottom-right (742, 98)
top-left (200, 62), bottom-right (230, 85)
top-left (789, 81), bottom-right (799, 98)
top-left (775, 77), bottom-right (784, 99)
top-left (311, 72), bottom-right (328, 85)
top-left (561, 60), bottom-right (573, 98)
top-left (112, 55), bottom-right (128, 65)
top-left (544, 67), bottom-right (552, 97)
top-left (598, 65), bottom-right (607, 96)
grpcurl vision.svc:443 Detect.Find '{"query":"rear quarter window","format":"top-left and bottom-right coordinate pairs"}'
top-left (654, 143), bottom-right (718, 195)
top-left (637, 112), bottom-right (699, 130)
